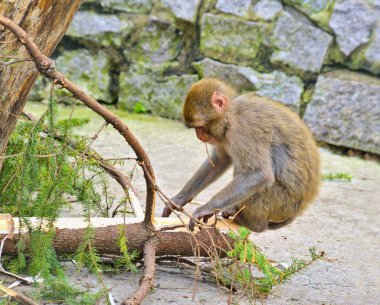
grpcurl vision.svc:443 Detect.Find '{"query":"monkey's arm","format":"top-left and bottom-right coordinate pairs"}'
top-left (162, 149), bottom-right (231, 217)
top-left (189, 166), bottom-right (274, 230)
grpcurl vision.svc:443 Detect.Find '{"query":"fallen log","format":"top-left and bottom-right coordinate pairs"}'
top-left (0, 215), bottom-right (236, 257)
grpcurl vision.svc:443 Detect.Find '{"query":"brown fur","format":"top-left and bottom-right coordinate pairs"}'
top-left (224, 93), bottom-right (321, 231)
top-left (164, 78), bottom-right (320, 232)
top-left (183, 78), bottom-right (237, 127)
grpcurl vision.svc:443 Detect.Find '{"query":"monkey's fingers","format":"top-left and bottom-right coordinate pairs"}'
top-left (189, 218), bottom-right (200, 232)
top-left (221, 211), bottom-right (230, 219)
top-left (161, 206), bottom-right (173, 217)
top-left (202, 214), bottom-right (213, 223)
top-left (162, 202), bottom-right (182, 217)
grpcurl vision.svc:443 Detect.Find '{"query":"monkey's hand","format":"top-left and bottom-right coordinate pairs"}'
top-left (189, 206), bottom-right (216, 231)
top-left (161, 195), bottom-right (191, 217)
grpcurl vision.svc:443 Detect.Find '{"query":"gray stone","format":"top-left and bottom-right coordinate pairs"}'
top-left (239, 68), bottom-right (304, 112)
top-left (363, 23), bottom-right (380, 74)
top-left (100, 0), bottom-right (153, 13)
top-left (193, 58), bottom-right (304, 112)
top-left (329, 0), bottom-right (376, 56)
top-left (348, 21), bottom-right (380, 75)
top-left (215, 0), bottom-right (252, 17)
top-left (200, 13), bottom-right (262, 65)
top-left (119, 66), bottom-right (198, 118)
top-left (161, 0), bottom-right (201, 23)
top-left (66, 11), bottom-right (133, 47)
top-left (192, 58), bottom-right (254, 90)
top-left (304, 70), bottom-right (380, 154)
top-left (284, 5), bottom-right (315, 25)
top-left (149, 75), bottom-right (199, 118)
top-left (253, 0), bottom-right (283, 20)
top-left (29, 76), bottom-right (51, 102)
top-left (125, 17), bottom-right (182, 65)
top-left (270, 12), bottom-right (332, 74)
top-left (284, 0), bottom-right (334, 16)
top-left (282, 1), bottom-right (335, 29)
top-left (31, 49), bottom-right (113, 103)
top-left (348, 6), bottom-right (380, 75)
top-left (57, 49), bottom-right (113, 103)
top-left (118, 67), bottom-right (153, 113)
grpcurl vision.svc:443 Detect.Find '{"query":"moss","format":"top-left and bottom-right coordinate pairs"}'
top-left (200, 13), bottom-right (263, 66)
top-left (284, 0), bottom-right (336, 30)
top-left (118, 64), bottom-right (198, 118)
top-left (299, 85), bottom-right (315, 117)
top-left (125, 18), bottom-right (182, 65)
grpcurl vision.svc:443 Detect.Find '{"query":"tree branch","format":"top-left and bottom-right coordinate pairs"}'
top-left (123, 237), bottom-right (159, 305)
top-left (0, 16), bottom-right (156, 225)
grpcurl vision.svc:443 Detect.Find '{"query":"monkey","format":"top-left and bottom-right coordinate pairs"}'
top-left (162, 78), bottom-right (320, 232)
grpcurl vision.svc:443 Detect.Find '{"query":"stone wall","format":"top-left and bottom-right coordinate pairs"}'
top-left (31, 0), bottom-right (380, 154)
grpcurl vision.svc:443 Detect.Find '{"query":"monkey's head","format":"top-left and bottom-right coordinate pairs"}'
top-left (183, 78), bottom-right (236, 144)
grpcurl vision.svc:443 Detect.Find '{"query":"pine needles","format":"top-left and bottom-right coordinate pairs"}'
top-left (0, 87), bottom-right (136, 303)
top-left (214, 227), bottom-right (324, 300)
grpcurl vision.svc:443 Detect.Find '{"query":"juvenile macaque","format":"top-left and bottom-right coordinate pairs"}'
top-left (162, 78), bottom-right (320, 232)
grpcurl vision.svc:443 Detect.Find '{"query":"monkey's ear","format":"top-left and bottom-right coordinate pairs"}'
top-left (211, 91), bottom-right (228, 113)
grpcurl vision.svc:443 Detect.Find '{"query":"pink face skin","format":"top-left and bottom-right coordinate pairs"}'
top-left (195, 127), bottom-right (218, 145)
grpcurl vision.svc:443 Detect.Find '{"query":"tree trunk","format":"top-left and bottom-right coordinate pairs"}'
top-left (0, 216), bottom-right (234, 257)
top-left (0, 0), bottom-right (83, 170)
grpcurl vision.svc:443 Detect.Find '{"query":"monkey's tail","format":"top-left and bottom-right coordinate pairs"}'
top-left (268, 217), bottom-right (295, 230)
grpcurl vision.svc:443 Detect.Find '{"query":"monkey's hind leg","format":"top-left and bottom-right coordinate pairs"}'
top-left (234, 211), bottom-right (269, 233)
top-left (267, 217), bottom-right (295, 230)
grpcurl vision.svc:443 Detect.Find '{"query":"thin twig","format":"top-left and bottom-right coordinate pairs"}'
top-left (73, 121), bottom-right (108, 167)
top-left (0, 38), bottom-right (18, 44)
top-left (0, 58), bottom-right (33, 70)
top-left (0, 269), bottom-right (32, 284)
top-left (0, 107), bottom-right (20, 119)
top-left (0, 283), bottom-right (38, 305)
top-left (205, 143), bottom-right (215, 167)
top-left (0, 55), bottom-right (28, 59)
top-left (104, 157), bottom-right (138, 161)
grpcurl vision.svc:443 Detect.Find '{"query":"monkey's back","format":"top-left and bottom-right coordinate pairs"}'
top-left (230, 94), bottom-right (321, 219)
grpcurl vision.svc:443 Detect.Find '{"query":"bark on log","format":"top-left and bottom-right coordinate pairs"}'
top-left (0, 216), bottom-right (235, 257)
top-left (0, 0), bottom-right (83, 170)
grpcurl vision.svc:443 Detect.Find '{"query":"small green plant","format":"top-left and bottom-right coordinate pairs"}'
top-left (133, 102), bottom-right (148, 114)
top-left (215, 227), bottom-right (324, 298)
top-left (323, 172), bottom-right (352, 182)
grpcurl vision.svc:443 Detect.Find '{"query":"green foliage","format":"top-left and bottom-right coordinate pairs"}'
top-left (114, 225), bottom-right (139, 272)
top-left (133, 101), bottom-right (148, 114)
top-left (0, 87), bottom-right (138, 303)
top-left (75, 226), bottom-right (101, 275)
top-left (33, 276), bottom-right (104, 304)
top-left (323, 172), bottom-right (352, 182)
top-left (28, 230), bottom-right (63, 278)
top-left (0, 299), bottom-right (18, 305)
top-left (220, 227), bottom-right (323, 297)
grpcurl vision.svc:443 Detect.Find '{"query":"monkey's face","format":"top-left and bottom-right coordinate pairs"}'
top-left (194, 126), bottom-right (218, 145)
